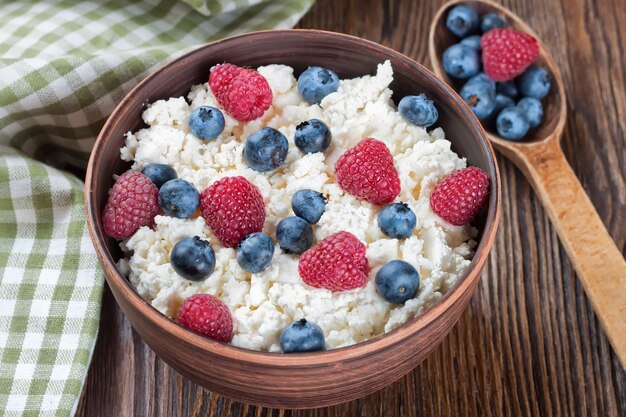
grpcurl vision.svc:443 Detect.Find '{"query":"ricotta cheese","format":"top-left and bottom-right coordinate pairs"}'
top-left (119, 61), bottom-right (477, 351)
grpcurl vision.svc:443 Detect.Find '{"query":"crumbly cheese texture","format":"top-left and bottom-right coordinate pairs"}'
top-left (119, 61), bottom-right (477, 352)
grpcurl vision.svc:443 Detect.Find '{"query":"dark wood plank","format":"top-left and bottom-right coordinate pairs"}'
top-left (76, 0), bottom-right (626, 415)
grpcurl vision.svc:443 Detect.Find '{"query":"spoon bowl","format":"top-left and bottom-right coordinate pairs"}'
top-left (429, 0), bottom-right (566, 150)
top-left (429, 0), bottom-right (626, 368)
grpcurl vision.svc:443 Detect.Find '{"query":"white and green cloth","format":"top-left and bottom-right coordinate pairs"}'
top-left (0, 1), bottom-right (313, 416)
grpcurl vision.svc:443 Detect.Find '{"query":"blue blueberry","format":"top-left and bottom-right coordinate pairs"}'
top-left (465, 72), bottom-right (495, 91)
top-left (158, 179), bottom-right (199, 218)
top-left (276, 216), bottom-right (314, 254)
top-left (297, 66), bottom-right (340, 104)
top-left (188, 106), bottom-right (225, 140)
top-left (243, 127), bottom-right (289, 172)
top-left (170, 236), bottom-right (215, 281)
top-left (377, 203), bottom-right (416, 239)
top-left (496, 107), bottom-right (530, 140)
top-left (480, 13), bottom-right (507, 33)
top-left (445, 5), bottom-right (479, 37)
top-left (496, 81), bottom-right (519, 99)
top-left (460, 35), bottom-right (482, 50)
top-left (294, 119), bottom-right (332, 154)
top-left (517, 65), bottom-right (551, 99)
top-left (494, 94), bottom-right (516, 115)
top-left (398, 94), bottom-right (439, 128)
top-left (442, 44), bottom-right (481, 79)
top-left (375, 260), bottom-right (420, 304)
top-left (517, 97), bottom-right (544, 128)
top-left (142, 163), bottom-right (177, 189)
top-left (292, 190), bottom-right (326, 224)
top-left (280, 319), bottom-right (325, 353)
top-left (236, 232), bottom-right (275, 273)
top-left (460, 80), bottom-right (497, 120)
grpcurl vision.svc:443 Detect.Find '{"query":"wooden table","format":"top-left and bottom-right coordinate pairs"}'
top-left (76, 0), bottom-right (626, 415)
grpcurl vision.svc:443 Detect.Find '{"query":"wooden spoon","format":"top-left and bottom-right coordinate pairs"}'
top-left (429, 0), bottom-right (626, 367)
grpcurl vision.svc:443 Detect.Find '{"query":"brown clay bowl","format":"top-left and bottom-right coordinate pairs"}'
top-left (85, 29), bottom-right (501, 409)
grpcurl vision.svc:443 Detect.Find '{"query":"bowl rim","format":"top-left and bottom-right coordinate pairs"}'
top-left (85, 28), bottom-right (501, 366)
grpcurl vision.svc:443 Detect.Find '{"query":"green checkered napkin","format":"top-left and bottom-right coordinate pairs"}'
top-left (0, 1), bottom-right (314, 416)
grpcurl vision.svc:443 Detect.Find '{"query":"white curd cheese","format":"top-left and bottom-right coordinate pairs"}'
top-left (119, 61), bottom-right (477, 351)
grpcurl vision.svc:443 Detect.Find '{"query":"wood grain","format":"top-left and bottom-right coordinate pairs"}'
top-left (499, 138), bottom-right (626, 367)
top-left (429, 0), bottom-right (626, 367)
top-left (76, 0), bottom-right (626, 415)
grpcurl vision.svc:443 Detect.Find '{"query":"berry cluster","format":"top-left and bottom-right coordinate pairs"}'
top-left (442, 5), bottom-right (551, 140)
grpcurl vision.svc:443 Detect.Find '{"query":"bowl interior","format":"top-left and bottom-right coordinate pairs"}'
top-left (87, 29), bottom-right (500, 357)
top-left (430, 0), bottom-right (564, 144)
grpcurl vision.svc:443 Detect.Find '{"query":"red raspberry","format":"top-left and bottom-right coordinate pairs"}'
top-left (177, 294), bottom-right (233, 343)
top-left (299, 231), bottom-right (369, 292)
top-left (200, 176), bottom-right (265, 248)
top-left (334, 138), bottom-right (401, 205)
top-left (430, 166), bottom-right (490, 226)
top-left (480, 28), bottom-right (539, 81)
top-left (102, 170), bottom-right (159, 239)
top-left (209, 63), bottom-right (272, 121)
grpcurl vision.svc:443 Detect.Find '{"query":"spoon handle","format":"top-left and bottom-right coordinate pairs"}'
top-left (514, 140), bottom-right (626, 367)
